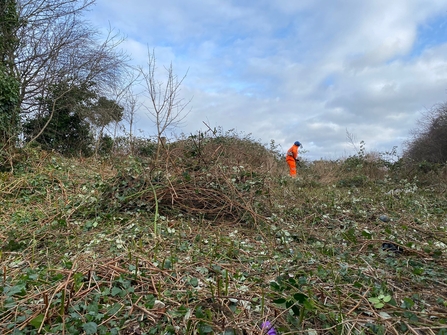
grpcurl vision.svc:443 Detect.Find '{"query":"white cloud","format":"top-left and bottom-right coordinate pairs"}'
top-left (88, 0), bottom-right (447, 160)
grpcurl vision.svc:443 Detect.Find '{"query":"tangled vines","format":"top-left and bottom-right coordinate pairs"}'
top-left (101, 135), bottom-right (281, 224)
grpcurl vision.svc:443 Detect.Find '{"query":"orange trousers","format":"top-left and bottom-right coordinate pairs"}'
top-left (286, 159), bottom-right (297, 177)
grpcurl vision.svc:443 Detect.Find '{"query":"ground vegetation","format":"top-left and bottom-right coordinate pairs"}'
top-left (1, 131), bottom-right (447, 334)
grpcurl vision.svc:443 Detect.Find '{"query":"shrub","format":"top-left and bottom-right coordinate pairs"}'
top-left (403, 102), bottom-right (447, 164)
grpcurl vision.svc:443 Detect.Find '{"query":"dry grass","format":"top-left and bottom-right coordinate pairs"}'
top-left (1, 138), bottom-right (447, 334)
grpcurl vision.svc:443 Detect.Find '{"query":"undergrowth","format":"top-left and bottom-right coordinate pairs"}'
top-left (1, 134), bottom-right (447, 334)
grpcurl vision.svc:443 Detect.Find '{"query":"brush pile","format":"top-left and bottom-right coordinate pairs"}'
top-left (100, 134), bottom-right (283, 224)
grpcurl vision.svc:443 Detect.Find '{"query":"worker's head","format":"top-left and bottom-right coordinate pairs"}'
top-left (294, 141), bottom-right (301, 147)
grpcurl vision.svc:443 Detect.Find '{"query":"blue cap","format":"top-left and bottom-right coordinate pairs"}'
top-left (294, 141), bottom-right (301, 146)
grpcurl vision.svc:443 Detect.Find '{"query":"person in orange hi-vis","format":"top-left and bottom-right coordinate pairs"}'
top-left (286, 141), bottom-right (301, 178)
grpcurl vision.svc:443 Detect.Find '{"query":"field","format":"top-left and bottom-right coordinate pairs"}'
top-left (1, 136), bottom-right (447, 335)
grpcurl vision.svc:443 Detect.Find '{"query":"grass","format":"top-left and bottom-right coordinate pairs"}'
top-left (1, 136), bottom-right (447, 335)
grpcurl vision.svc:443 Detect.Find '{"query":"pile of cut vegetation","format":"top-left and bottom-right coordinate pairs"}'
top-left (99, 133), bottom-right (283, 224)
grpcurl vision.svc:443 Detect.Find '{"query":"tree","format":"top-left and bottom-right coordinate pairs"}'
top-left (0, 0), bottom-right (20, 147)
top-left (89, 96), bottom-right (124, 155)
top-left (403, 102), bottom-right (447, 164)
top-left (139, 49), bottom-right (191, 160)
top-left (121, 85), bottom-right (142, 154)
top-left (24, 79), bottom-right (124, 156)
top-left (0, 66), bottom-right (20, 146)
top-left (23, 80), bottom-right (96, 156)
top-left (13, 0), bottom-right (128, 146)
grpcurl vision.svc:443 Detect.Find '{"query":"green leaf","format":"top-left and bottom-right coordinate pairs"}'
top-left (361, 230), bottom-right (372, 239)
top-left (291, 304), bottom-right (301, 316)
top-left (293, 293), bottom-right (308, 303)
top-left (403, 311), bottom-right (418, 322)
top-left (270, 282), bottom-right (281, 291)
top-left (273, 298), bottom-right (287, 304)
top-left (199, 324), bottom-right (213, 333)
top-left (107, 303), bottom-right (122, 316)
top-left (163, 259), bottom-right (172, 269)
top-left (374, 302), bottom-right (384, 309)
top-left (383, 295), bottom-right (392, 302)
top-left (342, 228), bottom-right (357, 243)
top-left (368, 297), bottom-right (380, 304)
top-left (83, 322), bottom-right (98, 334)
top-left (195, 306), bottom-right (205, 319)
top-left (303, 300), bottom-right (315, 311)
top-left (29, 314), bottom-right (44, 329)
top-left (5, 284), bottom-right (26, 297)
top-left (379, 312), bottom-right (392, 319)
top-left (401, 297), bottom-right (415, 309)
top-left (111, 287), bottom-right (122, 296)
top-left (189, 277), bottom-right (199, 287)
top-left (412, 267), bottom-right (424, 275)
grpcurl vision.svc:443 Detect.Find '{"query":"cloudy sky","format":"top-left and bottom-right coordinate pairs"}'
top-left (86, 0), bottom-right (447, 161)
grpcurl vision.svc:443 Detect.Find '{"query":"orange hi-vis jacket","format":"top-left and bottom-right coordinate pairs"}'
top-left (286, 144), bottom-right (299, 177)
top-left (286, 144), bottom-right (299, 162)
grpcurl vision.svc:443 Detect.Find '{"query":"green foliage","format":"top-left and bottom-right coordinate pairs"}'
top-left (97, 134), bottom-right (114, 156)
top-left (368, 293), bottom-right (392, 309)
top-left (270, 274), bottom-right (313, 325)
top-left (89, 96), bottom-right (124, 129)
top-left (342, 140), bottom-right (367, 171)
top-left (337, 174), bottom-right (368, 187)
top-left (134, 138), bottom-right (157, 157)
top-left (0, 1), bottom-right (21, 146)
top-left (98, 130), bottom-right (281, 224)
top-left (1, 136), bottom-right (447, 334)
top-left (0, 0), bottom-right (19, 69)
top-left (0, 65), bottom-right (20, 145)
top-left (22, 80), bottom-right (123, 157)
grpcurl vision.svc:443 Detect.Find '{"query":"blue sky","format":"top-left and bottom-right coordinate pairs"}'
top-left (86, 0), bottom-right (447, 160)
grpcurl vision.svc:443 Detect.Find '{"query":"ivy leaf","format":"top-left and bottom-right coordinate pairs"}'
top-left (29, 314), bottom-right (44, 329)
top-left (199, 325), bottom-right (213, 333)
top-left (83, 322), bottom-right (98, 334)
top-left (401, 297), bottom-right (415, 309)
top-left (379, 312), bottom-right (392, 319)
top-left (291, 304), bottom-right (301, 316)
top-left (293, 293), bottom-right (308, 303)
top-left (4, 284), bottom-right (26, 297)
top-left (189, 277), bottom-right (199, 287)
top-left (111, 287), bottom-right (122, 296)
top-left (273, 298), bottom-right (287, 305)
top-left (107, 303), bottom-right (122, 316)
top-left (270, 282), bottom-right (281, 291)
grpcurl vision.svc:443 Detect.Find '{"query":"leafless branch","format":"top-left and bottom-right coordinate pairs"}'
top-left (139, 49), bottom-right (192, 160)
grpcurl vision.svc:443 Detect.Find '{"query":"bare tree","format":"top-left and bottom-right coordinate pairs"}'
top-left (346, 129), bottom-right (358, 153)
top-left (404, 102), bottom-right (447, 164)
top-left (14, 0), bottom-right (129, 144)
top-left (121, 86), bottom-right (143, 154)
top-left (139, 49), bottom-right (191, 160)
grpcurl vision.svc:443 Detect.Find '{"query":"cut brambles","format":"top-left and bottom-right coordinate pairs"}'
top-left (99, 133), bottom-right (282, 225)
top-left (1, 135), bottom-right (447, 334)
